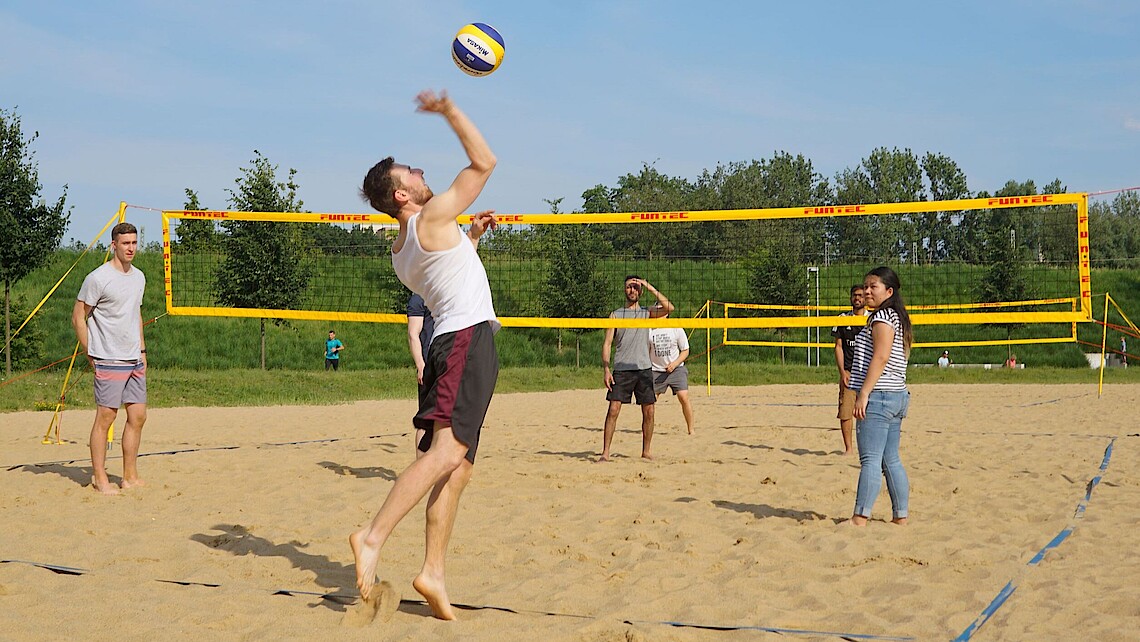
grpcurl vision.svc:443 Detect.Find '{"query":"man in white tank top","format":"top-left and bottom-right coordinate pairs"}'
top-left (352, 90), bottom-right (499, 619)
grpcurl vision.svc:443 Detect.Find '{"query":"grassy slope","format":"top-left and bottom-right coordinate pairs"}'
top-left (2, 250), bottom-right (1137, 412)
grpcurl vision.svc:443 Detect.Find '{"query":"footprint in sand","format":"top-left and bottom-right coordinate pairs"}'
top-left (343, 580), bottom-right (399, 627)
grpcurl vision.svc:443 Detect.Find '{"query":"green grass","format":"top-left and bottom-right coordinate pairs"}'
top-left (4, 249), bottom-right (1139, 379)
top-left (3, 362), bottom-right (1138, 413)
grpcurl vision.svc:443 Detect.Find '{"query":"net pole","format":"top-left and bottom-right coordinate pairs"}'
top-left (1099, 293), bottom-right (1109, 398)
top-left (706, 300), bottom-right (712, 397)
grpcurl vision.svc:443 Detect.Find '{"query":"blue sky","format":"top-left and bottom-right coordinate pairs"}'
top-left (3, 0), bottom-right (1138, 246)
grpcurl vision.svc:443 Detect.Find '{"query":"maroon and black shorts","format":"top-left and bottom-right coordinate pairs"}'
top-left (414, 321), bottom-right (499, 463)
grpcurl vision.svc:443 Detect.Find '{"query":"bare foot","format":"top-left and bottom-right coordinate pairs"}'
top-left (413, 573), bottom-right (457, 620)
top-left (121, 477), bottom-right (146, 489)
top-left (843, 449), bottom-right (855, 456)
top-left (343, 580), bottom-right (399, 627)
top-left (91, 476), bottom-right (120, 496)
top-left (847, 515), bottom-right (869, 527)
top-left (641, 452), bottom-right (654, 460)
top-left (891, 517), bottom-right (908, 526)
top-left (597, 454), bottom-right (611, 463)
top-left (349, 529), bottom-right (381, 601)
top-left (687, 428), bottom-right (694, 435)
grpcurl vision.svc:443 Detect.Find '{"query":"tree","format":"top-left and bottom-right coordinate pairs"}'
top-left (918, 153), bottom-right (970, 264)
top-left (213, 151), bottom-right (313, 369)
top-left (542, 197), bottom-right (609, 365)
top-left (0, 108), bottom-right (68, 377)
top-left (745, 238), bottom-right (809, 364)
top-left (176, 188), bottom-right (220, 253)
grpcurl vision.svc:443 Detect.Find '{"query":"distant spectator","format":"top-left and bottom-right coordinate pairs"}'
top-left (1121, 336), bottom-right (1128, 367)
top-left (325, 330), bottom-right (345, 371)
top-left (1004, 353), bottom-right (1017, 368)
top-left (937, 350), bottom-right (952, 368)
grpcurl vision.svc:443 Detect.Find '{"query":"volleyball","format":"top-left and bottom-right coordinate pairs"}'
top-left (452, 23), bottom-right (505, 77)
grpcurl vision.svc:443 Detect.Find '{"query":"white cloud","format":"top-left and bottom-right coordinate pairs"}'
top-left (1125, 118), bottom-right (1140, 132)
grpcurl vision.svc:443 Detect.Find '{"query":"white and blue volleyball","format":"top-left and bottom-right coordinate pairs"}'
top-left (452, 23), bottom-right (505, 77)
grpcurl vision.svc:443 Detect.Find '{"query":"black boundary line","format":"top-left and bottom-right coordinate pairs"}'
top-left (0, 560), bottom-right (912, 639)
top-left (3, 431), bottom-right (408, 471)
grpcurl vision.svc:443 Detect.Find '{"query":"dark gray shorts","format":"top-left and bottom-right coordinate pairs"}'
top-left (414, 322), bottom-right (499, 463)
top-left (607, 369), bottom-right (655, 405)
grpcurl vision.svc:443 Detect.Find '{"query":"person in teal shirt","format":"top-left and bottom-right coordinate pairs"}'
top-left (325, 330), bottom-right (345, 371)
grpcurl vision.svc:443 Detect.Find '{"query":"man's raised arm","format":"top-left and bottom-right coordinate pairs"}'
top-left (416, 90), bottom-right (496, 224)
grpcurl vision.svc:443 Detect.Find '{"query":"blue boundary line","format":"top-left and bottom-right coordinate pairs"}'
top-left (952, 437), bottom-right (1116, 642)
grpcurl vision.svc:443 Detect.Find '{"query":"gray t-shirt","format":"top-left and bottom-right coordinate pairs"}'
top-left (611, 306), bottom-right (651, 371)
top-left (77, 262), bottom-right (146, 360)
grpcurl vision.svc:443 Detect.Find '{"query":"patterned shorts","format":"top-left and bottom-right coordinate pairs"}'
top-left (93, 359), bottom-right (147, 408)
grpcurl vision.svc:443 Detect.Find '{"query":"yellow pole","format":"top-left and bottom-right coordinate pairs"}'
top-left (706, 300), bottom-right (712, 397)
top-left (1098, 293), bottom-right (1109, 397)
top-left (43, 204), bottom-right (127, 444)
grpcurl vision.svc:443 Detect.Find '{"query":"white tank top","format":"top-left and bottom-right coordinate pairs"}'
top-left (391, 214), bottom-right (500, 339)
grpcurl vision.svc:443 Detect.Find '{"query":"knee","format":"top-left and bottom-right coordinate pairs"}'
top-left (433, 444), bottom-right (469, 473)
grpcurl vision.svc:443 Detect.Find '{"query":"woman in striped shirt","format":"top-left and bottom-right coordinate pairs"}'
top-left (848, 266), bottom-right (912, 527)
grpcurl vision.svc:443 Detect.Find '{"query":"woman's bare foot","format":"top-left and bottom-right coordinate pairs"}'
top-left (847, 515), bottom-right (869, 527)
top-left (413, 572), bottom-right (457, 620)
top-left (121, 477), bottom-right (146, 490)
top-left (349, 529), bottom-right (381, 601)
top-left (641, 452), bottom-right (654, 460)
top-left (891, 517), bottom-right (908, 525)
top-left (91, 476), bottom-right (120, 496)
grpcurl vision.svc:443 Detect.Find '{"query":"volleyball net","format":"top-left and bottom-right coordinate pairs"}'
top-left (160, 193), bottom-right (1091, 336)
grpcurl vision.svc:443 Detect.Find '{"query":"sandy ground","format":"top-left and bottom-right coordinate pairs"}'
top-left (1, 384), bottom-right (1138, 641)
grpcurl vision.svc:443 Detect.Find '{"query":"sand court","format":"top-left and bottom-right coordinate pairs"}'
top-left (1, 384), bottom-right (1137, 641)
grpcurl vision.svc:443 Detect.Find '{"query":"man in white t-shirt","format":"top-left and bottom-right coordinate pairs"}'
top-left (71, 222), bottom-right (147, 496)
top-left (648, 318), bottom-right (693, 435)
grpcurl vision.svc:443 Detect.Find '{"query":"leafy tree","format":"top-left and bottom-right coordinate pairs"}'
top-left (606, 163), bottom-right (695, 259)
top-left (974, 181), bottom-right (1041, 343)
top-left (917, 153), bottom-right (970, 264)
top-left (176, 188), bottom-right (220, 252)
top-left (832, 147), bottom-right (925, 264)
top-left (542, 197), bottom-right (609, 364)
top-left (745, 238), bottom-right (809, 364)
top-left (213, 151), bottom-right (313, 369)
top-left (0, 108), bottom-right (68, 377)
top-left (1089, 191), bottom-right (1140, 267)
top-left (4, 296), bottom-right (44, 370)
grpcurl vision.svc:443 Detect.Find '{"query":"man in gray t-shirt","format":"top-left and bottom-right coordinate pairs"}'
top-left (600, 275), bottom-right (673, 461)
top-left (72, 222), bottom-right (148, 496)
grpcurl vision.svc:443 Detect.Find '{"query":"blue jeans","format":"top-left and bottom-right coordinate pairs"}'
top-left (854, 389), bottom-right (910, 519)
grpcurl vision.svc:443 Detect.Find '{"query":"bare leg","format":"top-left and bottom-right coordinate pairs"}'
top-left (840, 418), bottom-right (854, 455)
top-left (89, 406), bottom-right (119, 495)
top-left (677, 390), bottom-right (694, 435)
top-left (600, 401), bottom-right (622, 461)
top-left (120, 402), bottom-right (147, 488)
top-left (350, 426), bottom-right (469, 601)
top-left (414, 428), bottom-right (426, 460)
top-left (413, 459), bottom-right (474, 620)
top-left (640, 403), bottom-right (655, 459)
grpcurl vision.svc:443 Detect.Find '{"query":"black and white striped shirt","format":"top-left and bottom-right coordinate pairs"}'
top-left (849, 308), bottom-right (908, 392)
